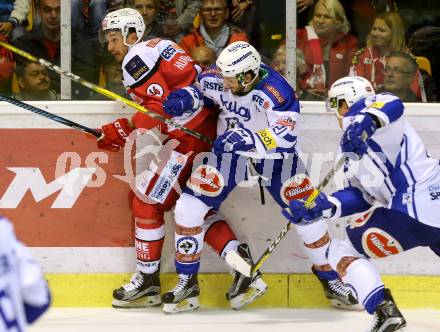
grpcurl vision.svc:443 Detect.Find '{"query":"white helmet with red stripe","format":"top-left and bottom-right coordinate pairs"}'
top-left (102, 8), bottom-right (145, 46)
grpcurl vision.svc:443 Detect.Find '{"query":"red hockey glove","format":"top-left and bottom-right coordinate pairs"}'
top-left (97, 118), bottom-right (134, 152)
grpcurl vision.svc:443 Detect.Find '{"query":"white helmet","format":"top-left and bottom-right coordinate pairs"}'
top-left (101, 8), bottom-right (145, 46)
top-left (327, 76), bottom-right (375, 117)
top-left (216, 41), bottom-right (261, 86)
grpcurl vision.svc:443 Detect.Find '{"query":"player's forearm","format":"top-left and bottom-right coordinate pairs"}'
top-left (327, 187), bottom-right (373, 219)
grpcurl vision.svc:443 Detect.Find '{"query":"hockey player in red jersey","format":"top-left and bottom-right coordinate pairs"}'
top-left (98, 8), bottom-right (267, 310)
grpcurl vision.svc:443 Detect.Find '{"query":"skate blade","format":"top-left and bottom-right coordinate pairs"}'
top-left (230, 278), bottom-right (268, 310)
top-left (112, 294), bottom-right (161, 308)
top-left (330, 299), bottom-right (364, 311)
top-left (163, 296), bottom-right (200, 314)
top-left (376, 318), bottom-right (406, 332)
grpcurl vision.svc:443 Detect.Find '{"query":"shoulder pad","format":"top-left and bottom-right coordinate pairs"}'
top-left (122, 44), bottom-right (159, 86)
top-left (259, 68), bottom-right (295, 107)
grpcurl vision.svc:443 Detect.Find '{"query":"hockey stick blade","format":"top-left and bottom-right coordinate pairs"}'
top-left (225, 250), bottom-right (252, 277)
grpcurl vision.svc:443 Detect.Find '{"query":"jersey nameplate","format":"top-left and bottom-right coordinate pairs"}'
top-left (125, 55), bottom-right (150, 80)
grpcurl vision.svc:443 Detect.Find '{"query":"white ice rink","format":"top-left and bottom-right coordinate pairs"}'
top-left (28, 308), bottom-right (440, 332)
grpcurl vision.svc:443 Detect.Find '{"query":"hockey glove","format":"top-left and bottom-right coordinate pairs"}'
top-left (97, 118), bottom-right (133, 152)
top-left (341, 113), bottom-right (378, 157)
top-left (163, 86), bottom-right (202, 117)
top-left (213, 125), bottom-right (255, 155)
top-left (282, 193), bottom-right (335, 225)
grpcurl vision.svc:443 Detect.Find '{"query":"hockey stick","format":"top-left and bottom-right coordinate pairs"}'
top-left (0, 94), bottom-right (101, 138)
top-left (225, 155), bottom-right (347, 277)
top-left (0, 41), bottom-right (212, 143)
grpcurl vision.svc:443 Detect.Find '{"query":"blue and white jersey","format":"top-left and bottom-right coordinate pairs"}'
top-left (197, 63), bottom-right (300, 158)
top-left (0, 216), bottom-right (51, 331)
top-left (328, 93), bottom-right (440, 228)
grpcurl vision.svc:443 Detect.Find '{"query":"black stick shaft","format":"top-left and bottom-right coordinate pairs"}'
top-left (0, 94), bottom-right (101, 138)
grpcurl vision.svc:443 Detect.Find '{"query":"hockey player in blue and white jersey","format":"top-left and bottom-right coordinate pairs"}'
top-left (284, 75), bottom-right (440, 332)
top-left (159, 41), bottom-right (359, 313)
top-left (0, 216), bottom-right (51, 331)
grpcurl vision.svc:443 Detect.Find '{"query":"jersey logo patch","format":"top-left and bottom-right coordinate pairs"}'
top-left (148, 151), bottom-right (187, 204)
top-left (256, 129), bottom-right (277, 150)
top-left (367, 102), bottom-right (385, 110)
top-left (187, 164), bottom-right (224, 197)
top-left (280, 174), bottom-right (314, 204)
top-left (362, 228), bottom-right (403, 258)
top-left (276, 118), bottom-right (296, 129)
top-left (146, 38), bottom-right (161, 48)
top-left (350, 211), bottom-right (372, 227)
top-left (160, 44), bottom-right (184, 61)
top-left (125, 55), bottom-right (150, 80)
top-left (146, 83), bottom-right (164, 97)
top-left (264, 84), bottom-right (285, 103)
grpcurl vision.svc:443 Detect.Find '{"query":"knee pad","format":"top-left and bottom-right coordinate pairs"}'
top-left (174, 193), bottom-right (211, 228)
top-left (132, 194), bottom-right (165, 223)
top-left (327, 238), bottom-right (364, 272)
top-left (294, 219), bottom-right (328, 244)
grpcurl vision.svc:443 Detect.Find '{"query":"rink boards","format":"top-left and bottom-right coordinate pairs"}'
top-left (0, 100), bottom-right (439, 308)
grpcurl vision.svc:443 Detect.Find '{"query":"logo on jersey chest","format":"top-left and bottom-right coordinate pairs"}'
top-left (146, 83), bottom-right (164, 97)
top-left (220, 95), bottom-right (251, 121)
top-left (125, 55), bottom-right (149, 80)
top-left (252, 94), bottom-right (269, 110)
top-left (203, 81), bottom-right (223, 91)
top-left (429, 185), bottom-right (440, 200)
top-left (362, 228), bottom-right (403, 258)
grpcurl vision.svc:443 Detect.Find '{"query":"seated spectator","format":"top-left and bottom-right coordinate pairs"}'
top-left (350, 11), bottom-right (426, 101)
top-left (381, 51), bottom-right (421, 102)
top-left (157, 0), bottom-right (201, 42)
top-left (12, 0), bottom-right (60, 92)
top-left (190, 45), bottom-right (216, 68)
top-left (0, 34), bottom-right (15, 94)
top-left (14, 59), bottom-right (58, 100)
top-left (72, 0), bottom-right (107, 38)
top-left (180, 0), bottom-right (248, 56)
top-left (129, 0), bottom-right (164, 39)
top-left (106, 0), bottom-right (125, 13)
top-left (93, 54), bottom-right (129, 99)
top-left (270, 45), bottom-right (307, 95)
top-left (297, 0), bottom-right (357, 100)
top-left (0, 0), bottom-right (30, 40)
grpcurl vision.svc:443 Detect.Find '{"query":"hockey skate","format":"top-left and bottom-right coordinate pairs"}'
top-left (313, 267), bottom-right (362, 310)
top-left (112, 270), bottom-right (161, 308)
top-left (367, 288), bottom-right (406, 332)
top-left (162, 274), bottom-right (200, 314)
top-left (226, 243), bottom-right (268, 310)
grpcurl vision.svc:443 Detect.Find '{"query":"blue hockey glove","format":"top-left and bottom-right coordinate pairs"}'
top-left (163, 86), bottom-right (201, 117)
top-left (213, 126), bottom-right (256, 155)
top-left (282, 193), bottom-right (334, 225)
top-left (341, 113), bottom-right (378, 157)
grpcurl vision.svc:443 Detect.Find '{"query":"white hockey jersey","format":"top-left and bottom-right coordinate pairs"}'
top-left (197, 63), bottom-right (300, 158)
top-left (0, 216), bottom-right (50, 331)
top-left (328, 93), bottom-right (440, 228)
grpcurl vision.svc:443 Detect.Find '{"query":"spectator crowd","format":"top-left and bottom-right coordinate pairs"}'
top-left (0, 0), bottom-right (438, 102)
